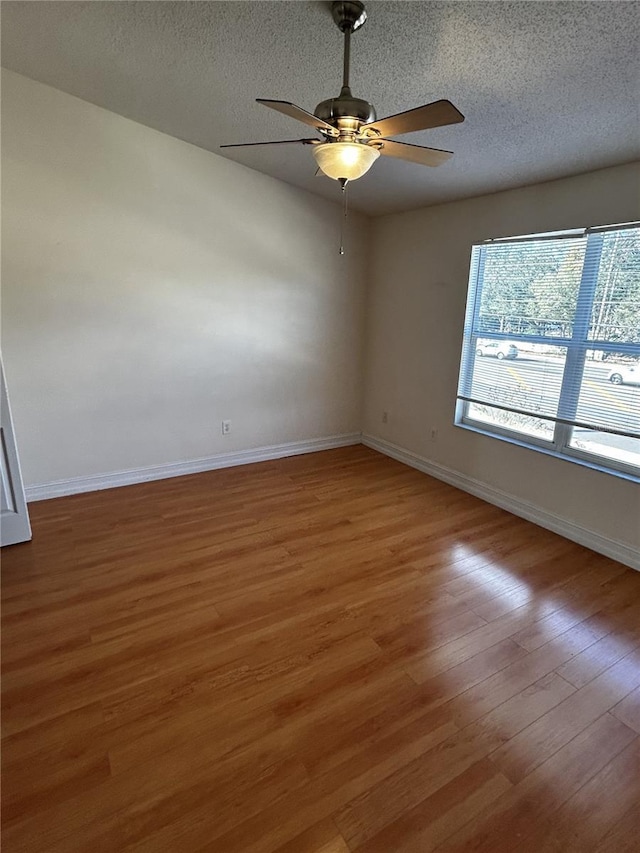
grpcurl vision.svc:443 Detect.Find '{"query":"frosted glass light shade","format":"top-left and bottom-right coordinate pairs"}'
top-left (312, 142), bottom-right (380, 181)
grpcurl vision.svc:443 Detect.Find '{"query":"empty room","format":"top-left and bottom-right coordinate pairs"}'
top-left (1, 1), bottom-right (639, 851)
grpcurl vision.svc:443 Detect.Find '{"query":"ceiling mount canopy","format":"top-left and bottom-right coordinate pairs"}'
top-left (331, 0), bottom-right (368, 35)
top-left (221, 1), bottom-right (464, 185)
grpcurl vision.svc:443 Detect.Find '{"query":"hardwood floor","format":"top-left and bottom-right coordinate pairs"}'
top-left (2, 446), bottom-right (639, 852)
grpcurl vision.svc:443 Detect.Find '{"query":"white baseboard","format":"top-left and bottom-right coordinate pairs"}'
top-left (26, 430), bottom-right (639, 572)
top-left (362, 433), bottom-right (640, 572)
top-left (26, 433), bottom-right (362, 502)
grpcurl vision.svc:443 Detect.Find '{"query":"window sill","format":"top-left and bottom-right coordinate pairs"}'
top-left (455, 418), bottom-right (640, 485)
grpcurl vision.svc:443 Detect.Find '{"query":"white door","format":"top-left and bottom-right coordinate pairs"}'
top-left (1, 358), bottom-right (32, 546)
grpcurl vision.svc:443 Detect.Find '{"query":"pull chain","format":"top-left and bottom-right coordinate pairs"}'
top-left (339, 178), bottom-right (349, 255)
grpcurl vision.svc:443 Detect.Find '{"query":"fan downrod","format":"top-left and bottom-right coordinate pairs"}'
top-left (331, 1), bottom-right (367, 34)
top-left (316, 1), bottom-right (374, 126)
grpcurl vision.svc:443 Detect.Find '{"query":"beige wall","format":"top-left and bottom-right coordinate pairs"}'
top-left (363, 163), bottom-right (640, 554)
top-left (1, 70), bottom-right (368, 486)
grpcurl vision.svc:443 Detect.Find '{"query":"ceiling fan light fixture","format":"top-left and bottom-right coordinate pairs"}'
top-left (222, 2), bottom-right (465, 189)
top-left (312, 141), bottom-right (379, 181)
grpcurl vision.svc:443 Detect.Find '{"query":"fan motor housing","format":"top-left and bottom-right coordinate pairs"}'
top-left (314, 95), bottom-right (376, 127)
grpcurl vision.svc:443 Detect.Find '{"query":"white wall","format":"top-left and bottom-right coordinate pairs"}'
top-left (363, 163), bottom-right (640, 556)
top-left (1, 70), bottom-right (369, 487)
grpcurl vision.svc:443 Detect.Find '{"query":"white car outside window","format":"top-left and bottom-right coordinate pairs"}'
top-left (607, 364), bottom-right (640, 386)
top-left (475, 341), bottom-right (519, 360)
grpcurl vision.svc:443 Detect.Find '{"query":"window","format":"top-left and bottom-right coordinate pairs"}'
top-left (456, 223), bottom-right (640, 478)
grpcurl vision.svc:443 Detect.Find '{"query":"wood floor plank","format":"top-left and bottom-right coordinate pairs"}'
top-left (446, 617), bottom-right (610, 729)
top-left (403, 602), bottom-right (557, 683)
top-left (308, 680), bottom-right (457, 770)
top-left (610, 684), bottom-right (640, 734)
top-left (373, 608), bottom-right (488, 662)
top-left (475, 671), bottom-right (576, 745)
top-left (435, 712), bottom-right (637, 852)
top-left (405, 637), bottom-right (527, 700)
top-left (2, 446), bottom-right (639, 853)
top-left (594, 802), bottom-right (640, 852)
top-left (270, 819), bottom-right (348, 853)
top-left (491, 647), bottom-right (640, 782)
top-left (2, 748), bottom-right (111, 828)
top-left (533, 737), bottom-right (640, 851)
top-left (144, 704), bottom-right (459, 853)
top-left (103, 633), bottom-right (385, 776)
top-left (557, 629), bottom-right (640, 689)
top-left (332, 720), bottom-right (506, 848)
top-left (350, 758), bottom-right (512, 853)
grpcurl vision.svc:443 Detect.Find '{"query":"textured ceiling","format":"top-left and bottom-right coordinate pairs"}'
top-left (2, 1), bottom-right (639, 215)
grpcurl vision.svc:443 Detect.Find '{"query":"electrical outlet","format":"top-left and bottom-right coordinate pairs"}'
top-left (222, 420), bottom-right (231, 435)
top-left (382, 411), bottom-right (388, 424)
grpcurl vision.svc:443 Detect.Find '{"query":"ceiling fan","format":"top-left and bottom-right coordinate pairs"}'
top-left (221, 0), bottom-right (465, 186)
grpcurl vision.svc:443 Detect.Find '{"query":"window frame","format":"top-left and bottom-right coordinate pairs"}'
top-left (455, 223), bottom-right (640, 482)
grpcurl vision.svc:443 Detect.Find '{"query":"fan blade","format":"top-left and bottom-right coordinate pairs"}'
top-left (378, 139), bottom-right (453, 167)
top-left (363, 99), bottom-right (464, 138)
top-left (220, 139), bottom-right (320, 149)
top-left (257, 99), bottom-right (338, 135)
